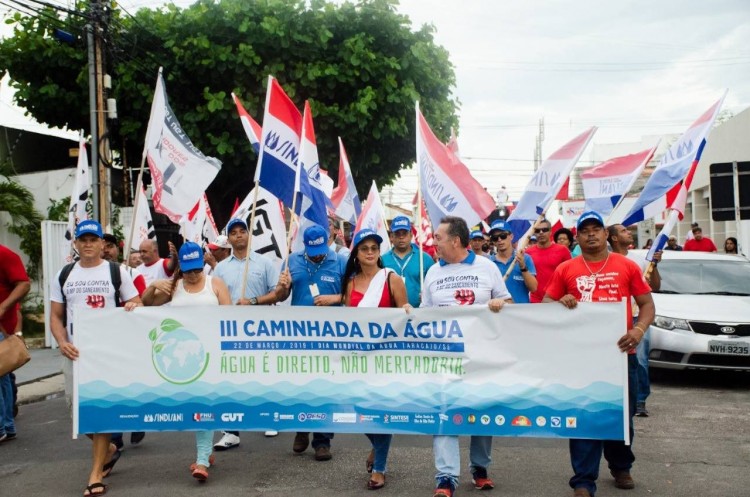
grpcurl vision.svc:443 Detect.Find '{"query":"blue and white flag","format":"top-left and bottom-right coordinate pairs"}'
top-left (254, 77), bottom-right (329, 233)
top-left (621, 94), bottom-right (726, 226)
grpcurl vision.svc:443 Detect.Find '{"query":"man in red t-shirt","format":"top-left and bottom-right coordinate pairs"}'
top-left (683, 227), bottom-right (717, 252)
top-left (0, 244), bottom-right (30, 335)
top-left (526, 219), bottom-right (572, 302)
top-left (543, 212), bottom-right (655, 497)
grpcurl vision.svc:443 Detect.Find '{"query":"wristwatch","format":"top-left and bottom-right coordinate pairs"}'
top-left (249, 297), bottom-right (258, 305)
top-left (520, 267), bottom-right (528, 272)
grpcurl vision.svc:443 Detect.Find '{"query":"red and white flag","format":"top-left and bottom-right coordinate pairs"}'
top-left (415, 199), bottom-right (436, 258)
top-left (416, 104), bottom-right (495, 228)
top-left (331, 137), bottom-right (362, 225)
top-left (231, 92), bottom-right (262, 154)
top-left (180, 194), bottom-right (218, 245)
top-left (582, 145), bottom-right (657, 218)
top-left (353, 181), bottom-right (391, 253)
top-left (507, 127), bottom-right (597, 239)
top-left (144, 69), bottom-right (221, 223)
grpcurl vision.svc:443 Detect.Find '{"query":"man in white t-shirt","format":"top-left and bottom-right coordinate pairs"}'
top-left (50, 220), bottom-right (142, 497)
top-left (421, 216), bottom-right (512, 497)
top-left (136, 239), bottom-right (177, 286)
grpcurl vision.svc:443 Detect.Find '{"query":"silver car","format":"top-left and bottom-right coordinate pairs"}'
top-left (634, 250), bottom-right (750, 371)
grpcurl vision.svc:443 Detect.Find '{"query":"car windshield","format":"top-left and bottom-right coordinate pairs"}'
top-left (657, 258), bottom-right (750, 295)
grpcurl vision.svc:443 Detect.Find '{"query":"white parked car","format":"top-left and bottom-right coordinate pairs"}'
top-left (632, 250), bottom-right (750, 371)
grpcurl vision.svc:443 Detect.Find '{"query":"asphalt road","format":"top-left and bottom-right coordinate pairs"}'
top-left (1, 369), bottom-right (749, 497)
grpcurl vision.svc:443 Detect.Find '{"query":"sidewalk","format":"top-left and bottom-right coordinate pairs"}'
top-left (15, 347), bottom-right (64, 405)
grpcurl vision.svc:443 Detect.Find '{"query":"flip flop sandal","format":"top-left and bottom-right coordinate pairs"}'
top-left (102, 450), bottom-right (121, 478)
top-left (84, 482), bottom-right (108, 496)
top-left (189, 454), bottom-right (216, 471)
top-left (367, 473), bottom-right (386, 490)
top-left (192, 467), bottom-right (209, 482)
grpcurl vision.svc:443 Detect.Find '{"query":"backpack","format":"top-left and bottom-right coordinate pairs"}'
top-left (58, 261), bottom-right (123, 321)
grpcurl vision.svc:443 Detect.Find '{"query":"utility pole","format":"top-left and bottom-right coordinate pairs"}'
top-left (87, 0), bottom-right (111, 227)
top-left (533, 117), bottom-right (545, 171)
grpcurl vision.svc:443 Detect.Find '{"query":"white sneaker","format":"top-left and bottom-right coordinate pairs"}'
top-left (213, 432), bottom-right (240, 450)
top-left (264, 430), bottom-right (279, 437)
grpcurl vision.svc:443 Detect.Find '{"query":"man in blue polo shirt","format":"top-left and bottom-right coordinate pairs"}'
top-left (489, 220), bottom-right (537, 303)
top-left (213, 217), bottom-right (281, 451)
top-left (274, 223), bottom-right (347, 461)
top-left (381, 216), bottom-right (434, 307)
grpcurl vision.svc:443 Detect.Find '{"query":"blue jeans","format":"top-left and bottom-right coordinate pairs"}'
top-left (365, 433), bottom-right (392, 473)
top-left (312, 432), bottom-right (334, 448)
top-left (635, 332), bottom-right (650, 403)
top-left (0, 336), bottom-right (16, 436)
top-left (569, 354), bottom-right (637, 496)
top-left (433, 435), bottom-right (492, 488)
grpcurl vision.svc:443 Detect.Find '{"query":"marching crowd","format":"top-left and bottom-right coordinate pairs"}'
top-left (1, 209), bottom-right (738, 497)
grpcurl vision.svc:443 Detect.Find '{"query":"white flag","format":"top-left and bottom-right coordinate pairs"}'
top-left (226, 186), bottom-right (288, 272)
top-left (129, 183), bottom-right (156, 253)
top-left (65, 131), bottom-right (90, 246)
top-left (353, 181), bottom-right (391, 253)
top-left (144, 69), bottom-right (221, 223)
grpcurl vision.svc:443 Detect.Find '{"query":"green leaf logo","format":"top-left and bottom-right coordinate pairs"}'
top-left (148, 328), bottom-right (157, 342)
top-left (160, 318), bottom-right (182, 332)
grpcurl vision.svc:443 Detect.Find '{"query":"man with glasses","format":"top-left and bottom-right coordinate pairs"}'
top-left (382, 216), bottom-right (435, 307)
top-left (489, 220), bottom-right (537, 303)
top-left (526, 219), bottom-right (571, 303)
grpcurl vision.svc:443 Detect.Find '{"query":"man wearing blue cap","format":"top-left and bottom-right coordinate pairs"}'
top-left (489, 220), bottom-right (537, 303)
top-left (213, 218), bottom-right (281, 450)
top-left (381, 216), bottom-right (434, 307)
top-left (544, 211), bottom-right (655, 497)
top-left (469, 229), bottom-right (488, 257)
top-left (275, 223), bottom-right (348, 461)
top-left (50, 220), bottom-right (142, 496)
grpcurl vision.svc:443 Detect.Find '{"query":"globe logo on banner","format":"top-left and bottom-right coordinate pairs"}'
top-left (148, 318), bottom-right (209, 384)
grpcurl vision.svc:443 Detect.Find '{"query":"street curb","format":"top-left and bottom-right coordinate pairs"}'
top-left (17, 372), bottom-right (61, 387)
top-left (18, 390), bottom-right (64, 406)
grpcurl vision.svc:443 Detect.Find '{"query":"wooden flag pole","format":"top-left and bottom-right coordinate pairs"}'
top-left (283, 189), bottom-right (300, 257)
top-left (502, 214), bottom-right (545, 281)
top-left (416, 176), bottom-right (426, 296)
top-left (124, 168), bottom-right (145, 262)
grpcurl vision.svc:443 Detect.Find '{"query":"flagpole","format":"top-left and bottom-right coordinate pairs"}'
top-left (124, 169), bottom-right (145, 262)
top-left (240, 183), bottom-right (261, 300)
top-left (416, 171), bottom-right (425, 296)
top-left (283, 188), bottom-right (300, 256)
top-left (503, 214), bottom-right (544, 281)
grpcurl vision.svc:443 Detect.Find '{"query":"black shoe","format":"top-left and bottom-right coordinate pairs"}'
top-left (130, 432), bottom-right (145, 444)
top-left (635, 402), bottom-right (649, 417)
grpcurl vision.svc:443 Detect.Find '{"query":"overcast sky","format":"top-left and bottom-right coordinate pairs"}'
top-left (2, 0), bottom-right (749, 204)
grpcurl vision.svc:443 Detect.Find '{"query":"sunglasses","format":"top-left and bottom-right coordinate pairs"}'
top-left (534, 227), bottom-right (551, 234)
top-left (490, 233), bottom-right (510, 241)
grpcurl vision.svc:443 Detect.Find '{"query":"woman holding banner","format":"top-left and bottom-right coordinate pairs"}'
top-left (341, 229), bottom-right (410, 490)
top-left (142, 241), bottom-right (231, 483)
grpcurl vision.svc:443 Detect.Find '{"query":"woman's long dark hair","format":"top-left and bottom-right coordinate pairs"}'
top-left (725, 237), bottom-right (738, 254)
top-left (169, 269), bottom-right (185, 300)
top-left (340, 236), bottom-right (384, 300)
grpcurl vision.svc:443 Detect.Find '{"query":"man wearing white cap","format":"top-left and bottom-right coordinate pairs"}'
top-left (204, 235), bottom-right (231, 274)
top-left (275, 223), bottom-right (348, 461)
top-left (381, 216), bottom-right (434, 307)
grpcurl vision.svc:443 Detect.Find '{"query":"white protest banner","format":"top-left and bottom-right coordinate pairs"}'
top-left (75, 303), bottom-right (628, 441)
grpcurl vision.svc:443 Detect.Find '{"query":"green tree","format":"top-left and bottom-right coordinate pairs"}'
top-left (0, 168), bottom-right (44, 279)
top-left (0, 0), bottom-right (458, 224)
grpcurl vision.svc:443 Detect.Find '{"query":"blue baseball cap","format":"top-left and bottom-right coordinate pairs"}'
top-left (470, 230), bottom-right (484, 240)
top-left (75, 220), bottom-right (103, 239)
top-left (576, 211), bottom-right (605, 230)
top-left (226, 218), bottom-right (248, 233)
top-left (303, 224), bottom-right (329, 257)
top-left (390, 216), bottom-right (412, 233)
top-left (178, 241), bottom-right (204, 272)
top-left (353, 229), bottom-right (383, 249)
top-left (489, 220), bottom-right (510, 233)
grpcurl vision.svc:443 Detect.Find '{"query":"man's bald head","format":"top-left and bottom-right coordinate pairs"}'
top-left (138, 239), bottom-right (160, 265)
